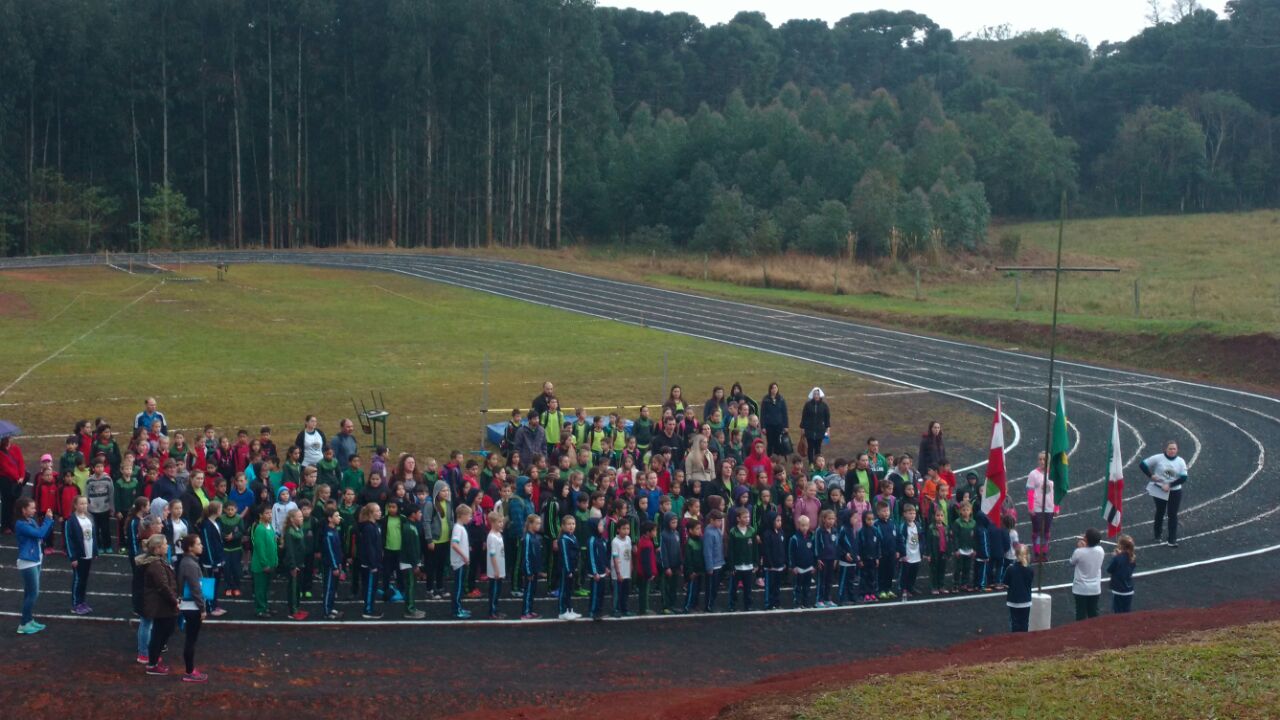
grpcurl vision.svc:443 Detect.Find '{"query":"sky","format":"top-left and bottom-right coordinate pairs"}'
top-left (594, 1), bottom-right (1231, 47)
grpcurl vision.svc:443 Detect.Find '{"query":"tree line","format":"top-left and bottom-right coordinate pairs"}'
top-left (0, 0), bottom-right (1276, 258)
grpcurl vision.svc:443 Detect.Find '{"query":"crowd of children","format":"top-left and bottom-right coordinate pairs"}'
top-left (8, 386), bottom-right (1137, 637)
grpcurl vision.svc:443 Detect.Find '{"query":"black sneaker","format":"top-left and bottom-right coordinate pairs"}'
top-left (1166, 540), bottom-right (1178, 548)
top-left (361, 612), bottom-right (384, 619)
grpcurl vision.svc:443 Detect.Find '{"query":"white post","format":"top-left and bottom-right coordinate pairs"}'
top-left (1030, 593), bottom-right (1053, 631)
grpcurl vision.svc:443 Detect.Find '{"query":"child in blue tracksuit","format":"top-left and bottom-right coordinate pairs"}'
top-left (788, 515), bottom-right (816, 608)
top-left (836, 509), bottom-right (859, 604)
top-left (760, 512), bottom-right (786, 610)
top-left (873, 502), bottom-right (901, 600)
top-left (814, 509), bottom-right (839, 607)
top-left (586, 518), bottom-right (610, 620)
top-left (557, 516), bottom-right (580, 618)
top-left (320, 510), bottom-right (344, 619)
top-left (855, 510), bottom-right (881, 601)
top-left (521, 515), bottom-right (544, 618)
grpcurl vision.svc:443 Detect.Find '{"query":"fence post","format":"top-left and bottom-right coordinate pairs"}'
top-left (703, 253), bottom-right (708, 281)
top-left (661, 351), bottom-right (669, 403)
top-left (1133, 278), bottom-right (1141, 318)
top-left (914, 267), bottom-right (922, 300)
top-left (833, 262), bottom-right (839, 295)
top-left (1191, 285), bottom-right (1198, 316)
top-left (1014, 273), bottom-right (1021, 312)
top-left (480, 353), bottom-right (490, 452)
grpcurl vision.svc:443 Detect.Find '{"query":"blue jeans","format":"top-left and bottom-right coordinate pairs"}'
top-left (137, 617), bottom-right (153, 656)
top-left (20, 565), bottom-right (40, 624)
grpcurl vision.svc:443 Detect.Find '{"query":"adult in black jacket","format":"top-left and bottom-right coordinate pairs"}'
top-left (530, 381), bottom-right (556, 417)
top-left (918, 421), bottom-right (946, 473)
top-left (728, 382), bottom-right (758, 417)
top-left (759, 383), bottom-right (789, 458)
top-left (799, 388), bottom-right (831, 464)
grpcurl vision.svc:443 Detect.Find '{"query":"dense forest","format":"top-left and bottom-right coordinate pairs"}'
top-left (0, 0), bottom-right (1277, 257)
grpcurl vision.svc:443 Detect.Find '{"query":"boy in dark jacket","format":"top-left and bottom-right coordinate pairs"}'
top-left (973, 510), bottom-right (994, 592)
top-left (873, 501), bottom-right (900, 600)
top-left (788, 514), bottom-right (816, 608)
top-left (521, 515), bottom-right (544, 619)
top-left (586, 518), bottom-right (611, 620)
top-left (557, 515), bottom-right (580, 619)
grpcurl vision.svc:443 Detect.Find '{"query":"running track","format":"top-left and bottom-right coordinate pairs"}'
top-left (1, 252), bottom-right (1277, 712)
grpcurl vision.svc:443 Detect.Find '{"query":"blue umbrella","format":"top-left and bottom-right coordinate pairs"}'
top-left (0, 420), bottom-right (21, 439)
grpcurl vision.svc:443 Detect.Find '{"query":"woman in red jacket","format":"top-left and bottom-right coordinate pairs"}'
top-left (0, 434), bottom-right (26, 534)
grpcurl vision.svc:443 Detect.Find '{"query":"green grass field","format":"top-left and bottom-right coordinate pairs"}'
top-left (800, 621), bottom-right (1280, 720)
top-left (0, 265), bottom-right (987, 461)
top-left (635, 210), bottom-right (1280, 338)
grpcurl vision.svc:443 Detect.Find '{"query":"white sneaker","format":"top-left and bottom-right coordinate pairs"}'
top-left (558, 611), bottom-right (574, 620)
top-left (567, 611), bottom-right (582, 620)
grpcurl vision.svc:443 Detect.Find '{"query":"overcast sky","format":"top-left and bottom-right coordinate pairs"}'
top-left (595, 1), bottom-right (1230, 47)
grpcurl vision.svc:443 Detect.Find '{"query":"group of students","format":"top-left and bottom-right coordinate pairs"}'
top-left (7, 383), bottom-right (1150, 663)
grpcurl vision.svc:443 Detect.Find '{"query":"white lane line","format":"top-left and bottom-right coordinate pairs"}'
top-left (0, 281), bottom-right (164, 398)
top-left (6, 542), bottom-right (1278, 628)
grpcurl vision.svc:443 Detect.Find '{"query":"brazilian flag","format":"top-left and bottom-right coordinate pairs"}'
top-left (1051, 382), bottom-right (1070, 504)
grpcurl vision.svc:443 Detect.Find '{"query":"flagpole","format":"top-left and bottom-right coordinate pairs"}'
top-left (1037, 191), bottom-right (1068, 594)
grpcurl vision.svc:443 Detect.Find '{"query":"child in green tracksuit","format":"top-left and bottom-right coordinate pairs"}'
top-left (400, 506), bottom-right (425, 619)
top-left (281, 509), bottom-right (309, 620)
top-left (950, 503), bottom-right (977, 591)
top-left (250, 507), bottom-right (279, 617)
top-left (316, 447), bottom-right (341, 493)
top-left (727, 508), bottom-right (759, 611)
top-left (219, 501), bottom-right (246, 595)
top-left (682, 522), bottom-right (706, 612)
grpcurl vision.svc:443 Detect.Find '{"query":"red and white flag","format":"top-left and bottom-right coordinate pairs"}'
top-left (980, 399), bottom-right (1007, 524)
top-left (1102, 409), bottom-right (1125, 537)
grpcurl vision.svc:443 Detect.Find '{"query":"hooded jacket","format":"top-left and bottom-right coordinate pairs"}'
top-left (138, 552), bottom-right (179, 619)
top-left (743, 439), bottom-right (773, 486)
top-left (836, 510), bottom-right (858, 565)
top-left (873, 517), bottom-right (900, 560)
top-left (658, 513), bottom-right (683, 571)
top-left (787, 529), bottom-right (816, 570)
top-left (759, 393), bottom-right (788, 431)
top-left (759, 513), bottom-right (786, 570)
top-left (587, 519), bottom-right (611, 578)
top-left (799, 389), bottom-right (830, 437)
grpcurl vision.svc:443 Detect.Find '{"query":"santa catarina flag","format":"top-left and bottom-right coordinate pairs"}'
top-left (1102, 409), bottom-right (1124, 537)
top-left (1051, 382), bottom-right (1070, 504)
top-left (980, 399), bottom-right (1007, 523)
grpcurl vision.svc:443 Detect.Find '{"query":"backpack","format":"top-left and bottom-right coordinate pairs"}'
top-left (778, 430), bottom-right (794, 457)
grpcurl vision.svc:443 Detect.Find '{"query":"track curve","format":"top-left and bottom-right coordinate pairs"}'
top-left (1, 250), bottom-right (1277, 624)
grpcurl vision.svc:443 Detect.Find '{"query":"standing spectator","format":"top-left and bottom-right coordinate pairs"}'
top-left (176, 534), bottom-right (209, 682)
top-left (799, 388), bottom-right (830, 466)
top-left (331, 418), bottom-right (359, 471)
top-left (759, 383), bottom-right (789, 458)
top-left (1141, 441), bottom-right (1188, 548)
top-left (294, 415), bottom-right (327, 468)
top-left (702, 386), bottom-right (729, 424)
top-left (0, 433), bottom-right (26, 534)
top-left (727, 382), bottom-right (757, 417)
top-left (513, 412), bottom-right (547, 471)
top-left (134, 397), bottom-right (168, 436)
top-left (1004, 545), bottom-right (1035, 632)
top-left (14, 498), bottom-right (55, 634)
top-left (90, 425), bottom-right (123, 481)
top-left (1070, 528), bottom-right (1105, 621)
top-left (530, 381), bottom-right (556, 417)
top-left (140, 534), bottom-right (179, 675)
top-left (918, 421), bottom-right (947, 474)
top-left (1026, 452), bottom-right (1055, 563)
top-left (684, 434), bottom-right (714, 486)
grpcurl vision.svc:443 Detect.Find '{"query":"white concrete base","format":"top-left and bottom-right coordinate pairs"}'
top-left (1030, 593), bottom-right (1053, 632)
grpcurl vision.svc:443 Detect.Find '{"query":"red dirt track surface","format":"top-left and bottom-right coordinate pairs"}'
top-left (5, 550), bottom-right (1280, 719)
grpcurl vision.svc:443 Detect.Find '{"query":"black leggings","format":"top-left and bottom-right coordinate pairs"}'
top-left (1153, 489), bottom-right (1183, 542)
top-left (148, 616), bottom-right (177, 666)
top-left (181, 610), bottom-right (202, 673)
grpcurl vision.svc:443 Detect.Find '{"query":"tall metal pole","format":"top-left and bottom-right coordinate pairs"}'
top-left (1037, 191), bottom-right (1067, 593)
top-left (480, 353), bottom-right (490, 452)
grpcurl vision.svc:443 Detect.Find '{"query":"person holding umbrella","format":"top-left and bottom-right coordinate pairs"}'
top-left (0, 423), bottom-right (26, 535)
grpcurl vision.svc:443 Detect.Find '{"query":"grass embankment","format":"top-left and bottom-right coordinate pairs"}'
top-left (478, 210), bottom-right (1280, 390)
top-left (0, 265), bottom-right (987, 460)
top-left (798, 620), bottom-right (1280, 720)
